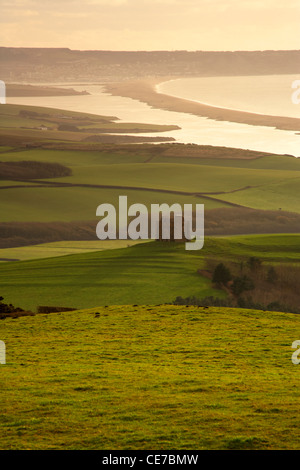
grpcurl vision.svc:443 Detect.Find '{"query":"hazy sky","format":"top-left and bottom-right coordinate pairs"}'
top-left (1, 0), bottom-right (300, 51)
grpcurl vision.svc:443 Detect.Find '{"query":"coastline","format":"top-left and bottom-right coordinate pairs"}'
top-left (6, 84), bottom-right (90, 97)
top-left (104, 77), bottom-right (300, 132)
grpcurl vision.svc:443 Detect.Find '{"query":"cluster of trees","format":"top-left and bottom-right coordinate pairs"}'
top-left (0, 160), bottom-right (72, 180)
top-left (57, 124), bottom-right (80, 132)
top-left (19, 110), bottom-right (50, 119)
top-left (0, 296), bottom-right (22, 314)
top-left (173, 256), bottom-right (300, 314)
top-left (0, 296), bottom-right (34, 319)
top-left (172, 294), bottom-right (299, 314)
top-left (212, 257), bottom-right (278, 296)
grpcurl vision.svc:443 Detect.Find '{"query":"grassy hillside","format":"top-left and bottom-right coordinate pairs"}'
top-left (1, 148), bottom-right (300, 225)
top-left (0, 241), bottom-right (218, 311)
top-left (44, 162), bottom-right (298, 193)
top-left (217, 179), bottom-right (300, 213)
top-left (1, 146), bottom-right (300, 224)
top-left (153, 153), bottom-right (300, 170)
top-left (0, 186), bottom-right (224, 223)
top-left (0, 235), bottom-right (299, 312)
top-left (1, 304), bottom-right (300, 450)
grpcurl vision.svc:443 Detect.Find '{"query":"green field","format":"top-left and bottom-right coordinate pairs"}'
top-left (1, 304), bottom-right (300, 450)
top-left (0, 235), bottom-right (299, 312)
top-left (0, 240), bottom-right (145, 262)
top-left (1, 145), bottom-right (300, 220)
top-left (0, 186), bottom-right (224, 223)
top-left (0, 241), bottom-right (217, 311)
top-left (153, 153), bottom-right (300, 171)
top-left (217, 178), bottom-right (300, 213)
top-left (202, 233), bottom-right (300, 263)
top-left (0, 148), bottom-right (153, 165)
top-left (45, 162), bottom-right (298, 193)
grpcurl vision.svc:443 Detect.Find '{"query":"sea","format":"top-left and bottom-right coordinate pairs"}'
top-left (7, 74), bottom-right (300, 157)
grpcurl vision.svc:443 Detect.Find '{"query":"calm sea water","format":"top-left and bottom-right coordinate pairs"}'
top-left (158, 75), bottom-right (300, 119)
top-left (7, 77), bottom-right (300, 157)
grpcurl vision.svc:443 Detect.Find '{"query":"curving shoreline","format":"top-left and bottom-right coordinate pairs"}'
top-left (104, 77), bottom-right (300, 132)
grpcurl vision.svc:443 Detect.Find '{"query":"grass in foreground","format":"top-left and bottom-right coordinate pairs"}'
top-left (1, 305), bottom-right (300, 450)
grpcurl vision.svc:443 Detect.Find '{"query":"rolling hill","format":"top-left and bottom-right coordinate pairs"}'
top-left (1, 304), bottom-right (300, 450)
top-left (1, 235), bottom-right (300, 312)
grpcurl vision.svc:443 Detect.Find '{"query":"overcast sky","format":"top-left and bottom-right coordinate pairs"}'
top-left (1, 0), bottom-right (299, 51)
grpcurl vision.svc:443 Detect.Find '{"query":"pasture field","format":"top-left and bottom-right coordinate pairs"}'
top-left (43, 162), bottom-right (299, 193)
top-left (216, 179), bottom-right (300, 214)
top-left (1, 146), bottom-right (300, 219)
top-left (0, 235), bottom-right (299, 312)
top-left (3, 146), bottom-right (300, 169)
top-left (0, 148), bottom-right (152, 165)
top-left (153, 153), bottom-right (300, 171)
top-left (203, 233), bottom-right (300, 263)
top-left (0, 146), bottom-right (14, 153)
top-left (0, 186), bottom-right (224, 223)
top-left (1, 304), bottom-right (300, 450)
top-left (0, 240), bottom-right (145, 262)
top-left (0, 180), bottom-right (36, 187)
top-left (0, 241), bottom-right (218, 311)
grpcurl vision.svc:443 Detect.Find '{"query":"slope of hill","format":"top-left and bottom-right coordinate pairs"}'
top-left (0, 241), bottom-right (219, 311)
top-left (1, 235), bottom-right (300, 311)
top-left (1, 304), bottom-right (300, 450)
